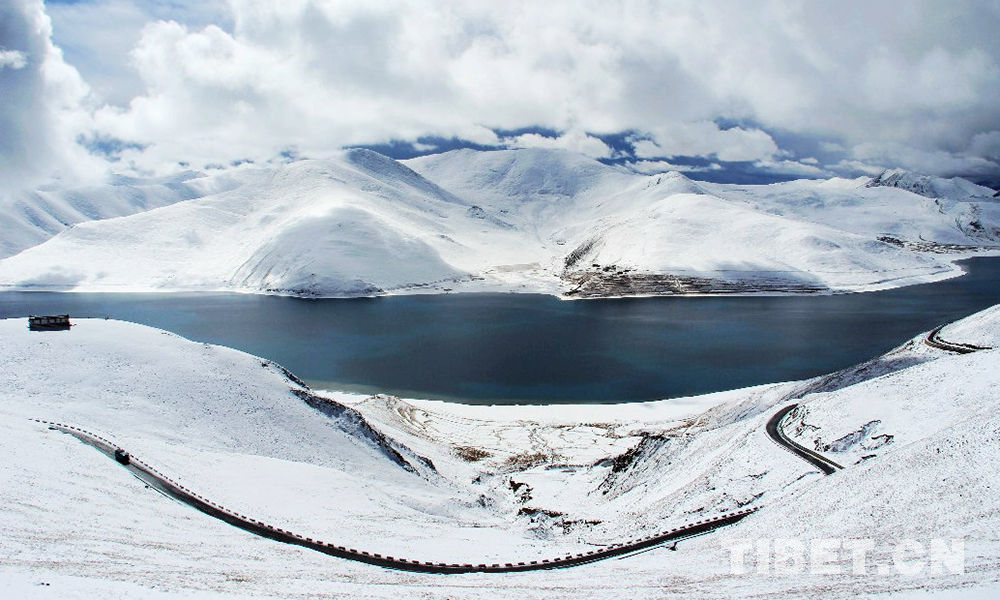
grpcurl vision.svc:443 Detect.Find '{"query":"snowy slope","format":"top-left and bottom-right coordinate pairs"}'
top-left (0, 151), bottom-right (479, 296)
top-left (1, 148), bottom-right (998, 297)
top-left (3, 306), bottom-right (1000, 597)
top-left (0, 170), bottom-right (241, 259)
top-left (561, 191), bottom-right (951, 291)
top-left (866, 169), bottom-right (997, 200)
top-left (0, 319), bottom-right (596, 570)
top-left (409, 150), bottom-right (990, 295)
top-left (404, 147), bottom-right (638, 207)
top-left (939, 304), bottom-right (1000, 348)
top-left (346, 306), bottom-right (1000, 597)
top-left (704, 175), bottom-right (1000, 246)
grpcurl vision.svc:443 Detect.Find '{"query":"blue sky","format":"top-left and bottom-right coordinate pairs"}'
top-left (3, 0), bottom-right (1000, 189)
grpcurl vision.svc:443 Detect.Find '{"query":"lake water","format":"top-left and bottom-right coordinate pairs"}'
top-left (3, 257), bottom-right (1000, 404)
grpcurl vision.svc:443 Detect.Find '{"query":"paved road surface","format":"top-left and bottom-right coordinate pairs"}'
top-left (765, 404), bottom-right (842, 475)
top-left (925, 326), bottom-right (991, 354)
top-left (34, 322), bottom-right (993, 573)
top-left (767, 325), bottom-right (991, 475)
top-left (35, 419), bottom-right (755, 574)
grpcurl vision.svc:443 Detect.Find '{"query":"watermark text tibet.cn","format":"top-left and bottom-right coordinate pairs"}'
top-left (726, 538), bottom-right (964, 576)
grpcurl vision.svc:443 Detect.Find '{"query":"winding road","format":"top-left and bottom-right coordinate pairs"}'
top-left (35, 419), bottom-right (755, 574)
top-left (925, 326), bottom-right (992, 354)
top-left (767, 323), bottom-right (994, 475)
top-left (765, 403), bottom-right (842, 475)
top-left (35, 396), bottom-right (852, 572)
top-left (34, 324), bottom-right (994, 573)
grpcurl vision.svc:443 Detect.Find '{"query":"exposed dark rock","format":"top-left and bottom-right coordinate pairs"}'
top-left (517, 507), bottom-right (564, 518)
top-left (563, 269), bottom-right (826, 298)
top-left (262, 360), bottom-right (309, 389)
top-left (876, 235), bottom-right (999, 253)
top-left (563, 237), bottom-right (599, 269)
top-left (822, 420), bottom-right (881, 453)
top-left (292, 389), bottom-right (436, 474)
top-left (466, 205), bottom-right (515, 229)
top-left (265, 285), bottom-right (383, 297)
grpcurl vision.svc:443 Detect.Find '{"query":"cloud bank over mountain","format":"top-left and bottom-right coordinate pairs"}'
top-left (0, 0), bottom-right (106, 191)
top-left (4, 0), bottom-right (1000, 190)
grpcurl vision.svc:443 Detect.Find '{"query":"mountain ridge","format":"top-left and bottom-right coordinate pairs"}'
top-left (1, 148), bottom-right (998, 298)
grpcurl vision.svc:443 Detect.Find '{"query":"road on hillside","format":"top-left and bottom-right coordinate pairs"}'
top-left (767, 322), bottom-right (994, 476)
top-left (765, 403), bottom-right (842, 475)
top-left (925, 326), bottom-right (991, 354)
top-left (36, 419), bottom-right (755, 574)
top-left (33, 320), bottom-right (998, 573)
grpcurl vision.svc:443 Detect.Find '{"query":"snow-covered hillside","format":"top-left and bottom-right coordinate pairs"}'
top-left (2, 306), bottom-right (1000, 597)
top-left (704, 174), bottom-right (1000, 247)
top-left (0, 151), bottom-right (479, 296)
top-left (0, 170), bottom-right (241, 259)
top-left (866, 169), bottom-right (997, 201)
top-left (0, 148), bottom-right (998, 298)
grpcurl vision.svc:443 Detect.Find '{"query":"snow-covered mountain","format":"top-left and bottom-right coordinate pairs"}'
top-left (3, 305), bottom-right (1000, 597)
top-left (0, 151), bottom-right (479, 296)
top-left (0, 148), bottom-right (998, 298)
top-left (0, 170), bottom-right (243, 259)
top-left (865, 168), bottom-right (997, 200)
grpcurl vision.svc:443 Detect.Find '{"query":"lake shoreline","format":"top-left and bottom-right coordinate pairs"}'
top-left (3, 256), bottom-right (1000, 405)
top-left (2, 250), bottom-right (997, 300)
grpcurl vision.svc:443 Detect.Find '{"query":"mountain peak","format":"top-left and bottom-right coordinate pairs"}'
top-left (405, 147), bottom-right (630, 203)
top-left (642, 170), bottom-right (709, 196)
top-left (865, 169), bottom-right (994, 200)
top-left (343, 148), bottom-right (465, 205)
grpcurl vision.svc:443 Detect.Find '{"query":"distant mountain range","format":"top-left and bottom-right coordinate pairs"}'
top-left (1, 148), bottom-right (998, 298)
top-left (865, 168), bottom-right (996, 200)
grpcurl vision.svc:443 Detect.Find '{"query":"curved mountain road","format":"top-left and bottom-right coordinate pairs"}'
top-left (32, 323), bottom-right (997, 573)
top-left (765, 325), bottom-right (992, 475)
top-left (765, 403), bottom-right (842, 475)
top-left (925, 326), bottom-right (991, 354)
top-left (35, 419), bottom-right (755, 574)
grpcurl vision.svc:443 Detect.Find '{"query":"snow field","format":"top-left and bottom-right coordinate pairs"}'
top-left (2, 305), bottom-right (1000, 597)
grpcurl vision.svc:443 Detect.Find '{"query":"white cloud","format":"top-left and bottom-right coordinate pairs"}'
top-left (861, 46), bottom-right (993, 113)
top-left (0, 0), bottom-right (107, 193)
top-left (752, 159), bottom-right (829, 178)
top-left (502, 129), bottom-right (613, 158)
top-left (852, 142), bottom-right (1000, 178)
top-left (635, 123), bottom-right (780, 162)
top-left (830, 160), bottom-right (889, 177)
top-left (3, 0), bottom-right (1000, 181)
top-left (45, 0), bottom-right (232, 105)
top-left (631, 139), bottom-right (663, 159)
top-left (0, 49), bottom-right (27, 69)
top-left (626, 160), bottom-right (722, 175)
